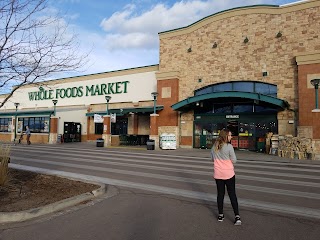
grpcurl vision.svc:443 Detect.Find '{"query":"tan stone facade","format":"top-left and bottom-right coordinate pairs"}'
top-left (156, 0), bottom-right (320, 154)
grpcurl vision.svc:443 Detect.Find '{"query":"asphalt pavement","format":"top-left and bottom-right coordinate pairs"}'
top-left (0, 142), bottom-right (319, 240)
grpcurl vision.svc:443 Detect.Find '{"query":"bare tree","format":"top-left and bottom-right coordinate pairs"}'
top-left (0, 0), bottom-right (89, 107)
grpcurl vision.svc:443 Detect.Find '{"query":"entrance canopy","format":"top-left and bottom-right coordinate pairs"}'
top-left (86, 105), bottom-right (164, 117)
top-left (171, 91), bottom-right (289, 112)
top-left (0, 110), bottom-right (53, 117)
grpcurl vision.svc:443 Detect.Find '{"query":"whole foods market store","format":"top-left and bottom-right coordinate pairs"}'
top-left (172, 82), bottom-right (289, 150)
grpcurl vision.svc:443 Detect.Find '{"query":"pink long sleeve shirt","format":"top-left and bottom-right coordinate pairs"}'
top-left (211, 143), bottom-right (237, 180)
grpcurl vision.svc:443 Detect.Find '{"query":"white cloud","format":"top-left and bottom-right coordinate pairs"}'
top-left (54, 0), bottom-right (292, 77)
top-left (100, 0), bottom-right (266, 50)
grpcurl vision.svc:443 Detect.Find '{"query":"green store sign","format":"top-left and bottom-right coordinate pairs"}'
top-left (28, 81), bottom-right (130, 101)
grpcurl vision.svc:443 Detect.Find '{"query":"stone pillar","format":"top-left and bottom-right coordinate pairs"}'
top-left (150, 113), bottom-right (159, 149)
top-left (102, 115), bottom-right (111, 147)
top-left (11, 117), bottom-right (16, 142)
top-left (49, 117), bottom-right (58, 144)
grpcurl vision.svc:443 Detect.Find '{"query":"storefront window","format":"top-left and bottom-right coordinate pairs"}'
top-left (213, 103), bottom-right (232, 113)
top-left (233, 103), bottom-right (253, 113)
top-left (20, 117), bottom-right (50, 133)
top-left (95, 123), bottom-right (103, 134)
top-left (111, 118), bottom-right (128, 135)
top-left (0, 118), bottom-right (11, 132)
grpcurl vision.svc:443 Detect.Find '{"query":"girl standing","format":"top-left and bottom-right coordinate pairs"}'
top-left (211, 129), bottom-right (241, 225)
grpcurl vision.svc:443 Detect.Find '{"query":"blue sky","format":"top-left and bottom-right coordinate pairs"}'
top-left (48, 0), bottom-right (301, 78)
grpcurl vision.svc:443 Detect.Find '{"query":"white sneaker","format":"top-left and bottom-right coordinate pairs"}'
top-left (234, 216), bottom-right (242, 225)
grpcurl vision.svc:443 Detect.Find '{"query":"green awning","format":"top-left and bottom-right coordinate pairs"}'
top-left (171, 92), bottom-right (289, 111)
top-left (86, 105), bottom-right (164, 117)
top-left (0, 110), bottom-right (53, 117)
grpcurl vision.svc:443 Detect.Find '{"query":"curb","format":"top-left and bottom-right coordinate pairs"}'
top-left (0, 169), bottom-right (106, 224)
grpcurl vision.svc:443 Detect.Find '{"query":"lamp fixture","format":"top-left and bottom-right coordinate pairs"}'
top-left (310, 79), bottom-right (320, 87)
top-left (105, 95), bottom-right (112, 115)
top-left (105, 95), bottom-right (111, 102)
top-left (187, 47), bottom-right (192, 52)
top-left (151, 92), bottom-right (158, 99)
top-left (52, 99), bottom-right (58, 116)
top-left (243, 36), bottom-right (249, 44)
top-left (276, 31), bottom-right (282, 38)
top-left (212, 42), bottom-right (218, 48)
top-left (151, 92), bottom-right (158, 114)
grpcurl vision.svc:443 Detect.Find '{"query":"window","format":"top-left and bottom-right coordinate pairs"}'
top-left (19, 117), bottom-right (50, 133)
top-left (233, 82), bottom-right (254, 92)
top-left (0, 118), bottom-right (12, 132)
top-left (195, 81), bottom-right (277, 97)
top-left (95, 123), bottom-right (103, 134)
top-left (255, 82), bottom-right (277, 97)
top-left (213, 103), bottom-right (232, 113)
top-left (213, 83), bottom-right (232, 92)
top-left (111, 118), bottom-right (128, 135)
top-left (233, 103), bottom-right (253, 113)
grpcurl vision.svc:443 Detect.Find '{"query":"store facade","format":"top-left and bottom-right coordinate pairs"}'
top-left (156, 0), bottom-right (320, 155)
top-left (0, 0), bottom-right (319, 157)
top-left (0, 65), bottom-right (161, 145)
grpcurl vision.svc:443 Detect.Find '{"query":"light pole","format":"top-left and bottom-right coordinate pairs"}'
top-left (14, 102), bottom-right (20, 142)
top-left (52, 99), bottom-right (58, 116)
top-left (311, 79), bottom-right (320, 109)
top-left (105, 95), bottom-right (112, 115)
top-left (151, 92), bottom-right (158, 114)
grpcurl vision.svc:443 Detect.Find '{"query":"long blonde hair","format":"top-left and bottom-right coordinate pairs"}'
top-left (213, 129), bottom-right (230, 152)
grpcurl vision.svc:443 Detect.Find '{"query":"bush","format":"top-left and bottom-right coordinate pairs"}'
top-left (0, 144), bottom-right (11, 186)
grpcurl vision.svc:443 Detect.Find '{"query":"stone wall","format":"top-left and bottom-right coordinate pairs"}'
top-left (278, 135), bottom-right (315, 160)
top-left (158, 1), bottom-right (320, 140)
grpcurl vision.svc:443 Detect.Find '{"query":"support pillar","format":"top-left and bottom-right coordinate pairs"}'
top-left (133, 114), bottom-right (139, 135)
top-left (102, 115), bottom-right (111, 147)
top-left (150, 113), bottom-right (159, 149)
top-left (49, 117), bottom-right (58, 144)
top-left (11, 117), bottom-right (16, 142)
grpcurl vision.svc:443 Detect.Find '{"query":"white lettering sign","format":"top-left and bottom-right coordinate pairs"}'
top-left (226, 115), bottom-right (239, 119)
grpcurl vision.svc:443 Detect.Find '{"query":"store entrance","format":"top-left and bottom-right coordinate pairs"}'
top-left (63, 122), bottom-right (81, 142)
top-left (194, 115), bottom-right (277, 151)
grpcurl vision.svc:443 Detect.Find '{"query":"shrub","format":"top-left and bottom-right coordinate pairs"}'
top-left (0, 144), bottom-right (11, 186)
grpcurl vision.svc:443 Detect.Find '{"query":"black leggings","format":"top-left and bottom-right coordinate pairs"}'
top-left (215, 175), bottom-right (239, 216)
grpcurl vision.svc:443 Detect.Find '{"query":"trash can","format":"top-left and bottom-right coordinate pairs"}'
top-left (146, 139), bottom-right (155, 150)
top-left (96, 138), bottom-right (104, 147)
